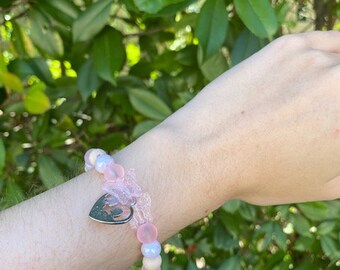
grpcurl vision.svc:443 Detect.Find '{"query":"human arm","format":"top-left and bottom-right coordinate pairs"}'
top-left (1, 31), bottom-right (340, 269)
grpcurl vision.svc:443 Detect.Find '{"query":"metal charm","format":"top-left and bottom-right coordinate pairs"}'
top-left (89, 194), bottom-right (134, 225)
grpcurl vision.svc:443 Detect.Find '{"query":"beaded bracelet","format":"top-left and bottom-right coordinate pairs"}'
top-left (84, 148), bottom-right (162, 270)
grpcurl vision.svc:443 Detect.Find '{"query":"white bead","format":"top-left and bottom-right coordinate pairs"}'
top-left (142, 255), bottom-right (162, 269)
top-left (94, 154), bottom-right (114, 173)
top-left (88, 149), bottom-right (105, 165)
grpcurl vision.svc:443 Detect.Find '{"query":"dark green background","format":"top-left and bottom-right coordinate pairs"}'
top-left (0, 0), bottom-right (339, 269)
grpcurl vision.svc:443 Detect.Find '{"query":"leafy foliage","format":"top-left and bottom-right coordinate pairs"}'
top-left (0, 0), bottom-right (339, 269)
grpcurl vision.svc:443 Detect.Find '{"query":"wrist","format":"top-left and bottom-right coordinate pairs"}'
top-left (158, 97), bottom-right (242, 207)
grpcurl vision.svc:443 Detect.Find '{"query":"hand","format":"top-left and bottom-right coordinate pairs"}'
top-left (164, 31), bottom-right (340, 206)
top-left (2, 31), bottom-right (339, 270)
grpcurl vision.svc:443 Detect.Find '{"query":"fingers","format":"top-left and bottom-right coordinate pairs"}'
top-left (300, 30), bottom-right (340, 53)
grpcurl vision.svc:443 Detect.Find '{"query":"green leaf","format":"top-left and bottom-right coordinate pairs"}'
top-left (128, 88), bottom-right (172, 120)
top-left (0, 138), bottom-right (5, 175)
top-left (187, 260), bottom-right (199, 270)
top-left (134, 0), bottom-right (165, 13)
top-left (132, 120), bottom-right (160, 138)
top-left (27, 58), bottom-right (55, 86)
top-left (0, 52), bottom-right (7, 73)
top-left (266, 251), bottom-right (286, 269)
top-left (231, 29), bottom-right (263, 66)
top-left (11, 21), bottom-right (27, 58)
top-left (290, 214), bottom-right (312, 237)
top-left (257, 222), bottom-right (277, 251)
top-left (298, 202), bottom-right (330, 221)
top-left (293, 236), bottom-right (314, 252)
top-left (3, 102), bottom-right (25, 114)
top-left (29, 8), bottom-right (64, 58)
top-left (276, 1), bottom-right (290, 24)
top-left (199, 49), bottom-right (228, 81)
top-left (38, 155), bottom-right (64, 189)
top-left (92, 27), bottom-right (126, 84)
top-left (273, 222), bottom-right (287, 250)
top-left (5, 180), bottom-right (25, 206)
top-left (0, 178), bottom-right (3, 194)
top-left (8, 59), bottom-right (33, 80)
top-left (218, 256), bottom-right (241, 270)
top-left (213, 221), bottom-right (232, 250)
top-left (220, 210), bottom-right (242, 238)
top-left (0, 72), bottom-right (23, 92)
top-left (72, 0), bottom-right (113, 43)
top-left (320, 235), bottom-right (339, 259)
top-left (317, 220), bottom-right (337, 235)
top-left (196, 0), bottom-right (228, 61)
top-left (0, 0), bottom-right (13, 7)
top-left (38, 0), bottom-right (80, 26)
top-left (157, 0), bottom-right (195, 16)
top-left (222, 199), bottom-right (241, 213)
top-left (239, 202), bottom-right (257, 221)
top-left (166, 233), bottom-right (184, 249)
top-left (23, 82), bottom-right (51, 114)
top-left (234, 0), bottom-right (278, 39)
top-left (57, 114), bottom-right (77, 131)
top-left (295, 262), bottom-right (319, 270)
top-left (133, 0), bottom-right (184, 14)
top-left (197, 238), bottom-right (213, 256)
top-left (77, 58), bottom-right (102, 101)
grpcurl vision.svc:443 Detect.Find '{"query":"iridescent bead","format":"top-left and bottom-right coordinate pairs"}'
top-left (141, 241), bottom-right (161, 258)
top-left (84, 148), bottom-right (105, 166)
top-left (84, 163), bottom-right (93, 172)
top-left (94, 154), bottom-right (114, 173)
top-left (103, 163), bottom-right (125, 181)
top-left (136, 222), bottom-right (158, 244)
top-left (142, 255), bottom-right (162, 270)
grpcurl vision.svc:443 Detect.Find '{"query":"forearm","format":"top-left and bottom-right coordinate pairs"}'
top-left (2, 30), bottom-right (340, 270)
top-left (0, 117), bottom-right (238, 269)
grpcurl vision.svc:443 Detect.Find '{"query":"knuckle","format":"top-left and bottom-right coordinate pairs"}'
top-left (304, 50), bottom-right (331, 66)
top-left (273, 34), bottom-right (307, 50)
top-left (307, 50), bottom-right (337, 70)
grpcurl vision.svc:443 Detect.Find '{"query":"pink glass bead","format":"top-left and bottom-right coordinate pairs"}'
top-left (94, 154), bottom-right (114, 173)
top-left (84, 148), bottom-right (105, 166)
top-left (137, 222), bottom-right (158, 244)
top-left (141, 241), bottom-right (161, 258)
top-left (103, 163), bottom-right (125, 181)
top-left (142, 255), bottom-right (162, 270)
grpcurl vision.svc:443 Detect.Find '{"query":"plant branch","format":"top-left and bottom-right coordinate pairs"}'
top-left (326, 0), bottom-right (336, 30)
top-left (0, 93), bottom-right (22, 110)
top-left (313, 0), bottom-right (325, 30)
top-left (124, 27), bottom-right (164, 37)
top-left (0, 9), bottom-right (28, 25)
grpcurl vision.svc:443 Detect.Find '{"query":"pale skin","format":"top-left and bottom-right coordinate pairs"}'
top-left (0, 31), bottom-right (340, 269)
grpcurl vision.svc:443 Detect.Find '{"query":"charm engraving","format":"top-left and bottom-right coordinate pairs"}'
top-left (89, 194), bottom-right (134, 225)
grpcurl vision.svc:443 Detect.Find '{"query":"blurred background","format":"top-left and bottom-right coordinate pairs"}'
top-left (0, 0), bottom-right (339, 269)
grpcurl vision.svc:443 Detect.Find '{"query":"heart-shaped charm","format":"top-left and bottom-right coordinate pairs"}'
top-left (89, 194), bottom-right (134, 225)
